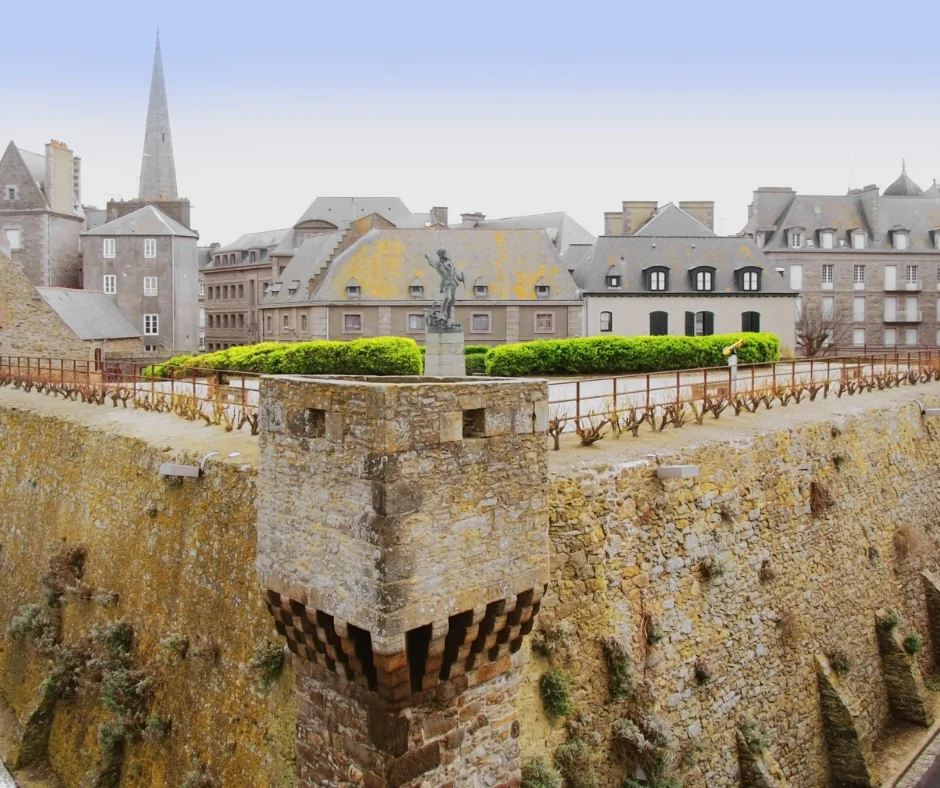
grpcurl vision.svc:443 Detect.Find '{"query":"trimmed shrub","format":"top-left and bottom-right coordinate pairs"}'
top-left (485, 333), bottom-right (780, 377)
top-left (465, 354), bottom-right (487, 375)
top-left (146, 338), bottom-right (422, 378)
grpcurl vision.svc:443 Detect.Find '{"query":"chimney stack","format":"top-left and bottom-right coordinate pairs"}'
top-left (72, 156), bottom-right (82, 205)
top-left (678, 201), bottom-right (715, 231)
top-left (621, 201), bottom-right (658, 236)
top-left (460, 212), bottom-right (486, 228)
top-left (430, 206), bottom-right (449, 227)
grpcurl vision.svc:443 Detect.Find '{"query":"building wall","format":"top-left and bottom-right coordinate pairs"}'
top-left (203, 265), bottom-right (270, 349)
top-left (0, 212), bottom-right (48, 286)
top-left (49, 214), bottom-right (83, 288)
top-left (0, 252), bottom-right (141, 359)
top-left (584, 294), bottom-right (797, 347)
top-left (83, 235), bottom-right (199, 353)
top-left (768, 249), bottom-right (940, 348)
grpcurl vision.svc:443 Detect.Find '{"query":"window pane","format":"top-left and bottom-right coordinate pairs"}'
top-left (822, 264), bottom-right (833, 284)
top-left (853, 233), bottom-right (866, 249)
top-left (884, 328), bottom-right (896, 345)
top-left (600, 311), bottom-right (612, 333)
top-left (535, 313), bottom-right (553, 332)
top-left (885, 266), bottom-right (897, 290)
top-left (853, 297), bottom-right (865, 322)
top-left (5, 229), bottom-right (21, 249)
top-left (471, 314), bottom-right (490, 332)
top-left (853, 265), bottom-right (865, 284)
top-left (344, 314), bottom-right (361, 331)
top-left (852, 328), bottom-right (865, 346)
top-left (408, 314), bottom-right (424, 331)
top-left (790, 265), bottom-right (802, 290)
top-left (822, 297), bottom-right (834, 320)
top-left (906, 265), bottom-right (918, 283)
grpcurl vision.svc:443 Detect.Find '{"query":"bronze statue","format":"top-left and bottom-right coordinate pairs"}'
top-left (424, 248), bottom-right (465, 330)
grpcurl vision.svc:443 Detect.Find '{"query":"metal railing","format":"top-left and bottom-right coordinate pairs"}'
top-left (0, 356), bottom-right (261, 433)
top-left (546, 351), bottom-right (940, 428)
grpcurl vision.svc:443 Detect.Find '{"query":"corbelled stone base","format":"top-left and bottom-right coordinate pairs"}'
top-left (424, 329), bottom-right (466, 376)
top-left (294, 653), bottom-right (523, 787)
top-left (814, 656), bottom-right (880, 788)
top-left (874, 609), bottom-right (933, 727)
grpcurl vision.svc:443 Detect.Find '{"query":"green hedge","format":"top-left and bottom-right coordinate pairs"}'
top-left (485, 333), bottom-right (780, 377)
top-left (465, 355), bottom-right (487, 375)
top-left (147, 337), bottom-right (422, 377)
top-left (418, 344), bottom-right (491, 358)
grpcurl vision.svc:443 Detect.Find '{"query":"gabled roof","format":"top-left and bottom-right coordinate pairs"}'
top-left (293, 197), bottom-right (423, 229)
top-left (81, 205), bottom-right (197, 237)
top-left (303, 228), bottom-right (580, 303)
top-left (263, 231), bottom-right (343, 305)
top-left (633, 203), bottom-right (716, 237)
top-left (471, 212), bottom-right (596, 254)
top-left (577, 236), bottom-right (793, 296)
top-left (36, 288), bottom-right (140, 340)
top-left (216, 228), bottom-right (290, 254)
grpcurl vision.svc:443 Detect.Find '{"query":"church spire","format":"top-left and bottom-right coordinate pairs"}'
top-left (138, 31), bottom-right (178, 201)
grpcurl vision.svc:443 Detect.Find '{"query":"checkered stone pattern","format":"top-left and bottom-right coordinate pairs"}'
top-left (265, 585), bottom-right (545, 703)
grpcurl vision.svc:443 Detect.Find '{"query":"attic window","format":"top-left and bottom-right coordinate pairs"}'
top-left (934, 232), bottom-right (940, 250)
top-left (690, 267), bottom-right (716, 292)
top-left (288, 280), bottom-right (300, 294)
top-left (346, 284), bottom-right (361, 298)
top-left (5, 186), bottom-right (17, 201)
top-left (820, 231), bottom-right (834, 249)
top-left (852, 232), bottom-right (867, 249)
top-left (789, 230), bottom-right (803, 249)
top-left (535, 284), bottom-right (550, 299)
top-left (474, 284), bottom-right (488, 298)
top-left (894, 231), bottom-right (909, 250)
top-left (737, 267), bottom-right (761, 292)
top-left (645, 267), bottom-right (668, 291)
top-left (606, 275), bottom-right (621, 288)
top-left (270, 283), bottom-right (282, 293)
top-left (409, 283), bottom-right (424, 299)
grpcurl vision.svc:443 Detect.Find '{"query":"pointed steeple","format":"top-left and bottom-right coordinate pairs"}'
top-left (138, 32), bottom-right (178, 201)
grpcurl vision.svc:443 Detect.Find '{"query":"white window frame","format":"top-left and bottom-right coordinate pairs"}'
top-left (606, 275), bottom-right (621, 288)
top-left (343, 313), bottom-right (363, 333)
top-left (852, 232), bottom-right (866, 250)
top-left (906, 264), bottom-right (919, 284)
top-left (535, 284), bottom-right (550, 299)
top-left (473, 284), bottom-right (488, 299)
top-left (794, 296), bottom-right (803, 322)
top-left (5, 228), bottom-right (22, 250)
top-left (906, 328), bottom-right (918, 346)
top-left (534, 312), bottom-right (555, 333)
top-left (199, 283), bottom-right (205, 297)
top-left (103, 238), bottom-right (116, 258)
top-left (853, 296), bottom-right (865, 322)
top-left (790, 264), bottom-right (803, 290)
top-left (789, 231), bottom-right (803, 248)
top-left (895, 232), bottom-right (909, 251)
top-left (282, 314), bottom-right (290, 329)
top-left (885, 265), bottom-right (897, 290)
top-left (821, 264), bottom-right (834, 288)
top-left (143, 276), bottom-right (158, 296)
top-left (694, 270), bottom-right (713, 291)
top-left (143, 314), bottom-right (159, 336)
top-left (821, 296), bottom-right (835, 320)
top-left (600, 311), bottom-right (613, 333)
top-left (852, 328), bottom-right (865, 347)
top-left (346, 285), bottom-right (361, 299)
top-left (470, 312), bottom-right (492, 333)
top-left (853, 265), bottom-right (865, 289)
top-left (742, 271), bottom-right (759, 291)
top-left (884, 296), bottom-right (897, 321)
top-left (144, 238), bottom-right (157, 258)
top-left (821, 231), bottom-right (834, 249)
top-left (649, 270), bottom-right (666, 291)
top-left (103, 275), bottom-right (116, 295)
top-left (409, 284), bottom-right (424, 299)
top-left (407, 313), bottom-right (424, 333)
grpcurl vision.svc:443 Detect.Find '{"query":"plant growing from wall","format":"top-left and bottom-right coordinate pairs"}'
top-left (158, 633), bottom-right (189, 665)
top-left (758, 559), bottom-right (776, 584)
top-left (738, 716), bottom-right (768, 755)
top-left (532, 622), bottom-right (570, 659)
top-left (189, 634), bottom-right (221, 665)
top-left (776, 611), bottom-right (804, 647)
top-left (904, 633), bottom-right (925, 657)
top-left (602, 636), bottom-right (634, 700)
top-left (699, 554), bottom-right (727, 581)
top-left (554, 737), bottom-right (600, 788)
top-left (6, 602), bottom-right (58, 651)
top-left (809, 481), bottom-right (834, 515)
top-left (248, 640), bottom-right (284, 688)
top-left (613, 712), bottom-right (678, 782)
top-left (880, 610), bottom-right (901, 632)
top-left (521, 757), bottom-right (562, 788)
top-left (642, 613), bottom-right (664, 646)
top-left (144, 715), bottom-right (172, 742)
top-left (540, 668), bottom-right (574, 718)
top-left (827, 649), bottom-right (852, 676)
top-left (694, 659), bottom-right (712, 685)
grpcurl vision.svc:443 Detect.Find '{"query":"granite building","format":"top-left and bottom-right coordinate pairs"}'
top-left (743, 165), bottom-right (940, 351)
top-left (0, 139), bottom-right (84, 288)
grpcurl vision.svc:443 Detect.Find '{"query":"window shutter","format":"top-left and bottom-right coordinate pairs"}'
top-left (742, 312), bottom-right (751, 332)
top-left (685, 311), bottom-right (695, 336)
top-left (703, 311), bottom-right (714, 336)
top-left (650, 311), bottom-right (668, 336)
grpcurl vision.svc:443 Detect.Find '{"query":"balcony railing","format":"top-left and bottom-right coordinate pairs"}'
top-left (884, 311), bottom-right (923, 323)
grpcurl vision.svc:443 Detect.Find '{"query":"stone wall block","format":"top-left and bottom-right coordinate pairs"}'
top-left (874, 609), bottom-right (933, 727)
top-left (814, 656), bottom-right (881, 787)
top-left (922, 571), bottom-right (940, 664)
top-left (736, 730), bottom-right (790, 788)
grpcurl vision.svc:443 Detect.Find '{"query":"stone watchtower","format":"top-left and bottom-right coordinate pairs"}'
top-left (256, 375), bottom-right (550, 787)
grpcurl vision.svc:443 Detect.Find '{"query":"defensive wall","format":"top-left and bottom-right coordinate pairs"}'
top-left (1, 381), bottom-right (940, 786)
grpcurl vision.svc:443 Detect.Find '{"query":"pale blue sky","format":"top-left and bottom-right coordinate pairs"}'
top-left (6, 0), bottom-right (940, 243)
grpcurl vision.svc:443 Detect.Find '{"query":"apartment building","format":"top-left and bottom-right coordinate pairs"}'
top-left (743, 165), bottom-right (940, 351)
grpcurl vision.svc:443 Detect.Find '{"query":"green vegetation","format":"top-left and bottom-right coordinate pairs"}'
top-left (904, 633), bottom-right (925, 656)
top-left (828, 649), bottom-right (852, 676)
top-left (521, 757), bottom-right (563, 788)
top-left (540, 668), bottom-right (574, 718)
top-left (485, 333), bottom-right (781, 377)
top-left (880, 610), bottom-right (901, 632)
top-left (602, 636), bottom-right (634, 700)
top-left (739, 716), bottom-right (768, 755)
top-left (248, 640), bottom-right (285, 688)
top-left (554, 738), bottom-right (600, 788)
top-left (5, 603), bottom-right (57, 649)
top-left (146, 337), bottom-right (422, 377)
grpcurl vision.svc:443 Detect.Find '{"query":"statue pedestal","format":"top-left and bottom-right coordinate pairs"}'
top-left (425, 327), bottom-right (466, 376)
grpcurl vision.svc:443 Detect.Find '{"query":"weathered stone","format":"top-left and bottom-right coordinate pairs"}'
top-left (874, 609), bottom-right (933, 727)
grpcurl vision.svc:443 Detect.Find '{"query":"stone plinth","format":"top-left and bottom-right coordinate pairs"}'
top-left (424, 327), bottom-right (466, 376)
top-left (256, 374), bottom-right (550, 787)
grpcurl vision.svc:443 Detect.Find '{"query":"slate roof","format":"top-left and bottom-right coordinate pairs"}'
top-left (633, 203), bottom-right (715, 237)
top-left (471, 212), bottom-right (596, 254)
top-left (293, 197), bottom-right (427, 229)
top-left (262, 232), bottom-right (343, 305)
top-left (36, 288), bottom-right (140, 340)
top-left (81, 205), bottom-right (197, 237)
top-left (884, 165), bottom-right (923, 197)
top-left (300, 228), bottom-right (580, 303)
top-left (17, 148), bottom-right (46, 188)
top-left (577, 237), bottom-right (794, 296)
top-left (216, 228), bottom-right (290, 254)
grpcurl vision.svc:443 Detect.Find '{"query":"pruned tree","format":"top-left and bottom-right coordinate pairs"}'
top-left (796, 301), bottom-right (854, 357)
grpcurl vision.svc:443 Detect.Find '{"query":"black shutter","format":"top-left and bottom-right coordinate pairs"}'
top-left (650, 311), bottom-right (668, 336)
top-left (741, 312), bottom-right (751, 332)
top-left (702, 311), bottom-right (714, 336)
top-left (685, 311), bottom-right (695, 336)
top-left (751, 312), bottom-right (760, 332)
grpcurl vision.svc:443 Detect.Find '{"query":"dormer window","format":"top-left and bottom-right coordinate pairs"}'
top-left (789, 230), bottom-right (804, 249)
top-left (644, 267), bottom-right (669, 292)
top-left (820, 230), bottom-right (834, 249)
top-left (605, 263), bottom-right (624, 289)
top-left (288, 280), bottom-right (300, 295)
top-left (606, 274), bottom-right (621, 288)
top-left (345, 281), bottom-right (361, 298)
top-left (535, 280), bottom-right (550, 299)
top-left (409, 278), bottom-right (424, 299)
top-left (852, 231), bottom-right (867, 249)
top-left (934, 230), bottom-right (940, 250)
top-left (5, 186), bottom-right (18, 201)
top-left (894, 231), bottom-right (909, 250)
top-left (737, 267), bottom-right (761, 292)
top-left (474, 284), bottom-right (488, 298)
top-left (250, 250), bottom-right (257, 262)
top-left (690, 267), bottom-right (716, 292)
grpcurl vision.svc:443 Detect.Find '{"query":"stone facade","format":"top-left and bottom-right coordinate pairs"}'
top-left (0, 140), bottom-right (83, 288)
top-left (257, 375), bottom-right (550, 785)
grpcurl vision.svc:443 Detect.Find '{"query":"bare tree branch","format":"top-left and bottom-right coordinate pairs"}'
top-left (796, 301), bottom-right (854, 358)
